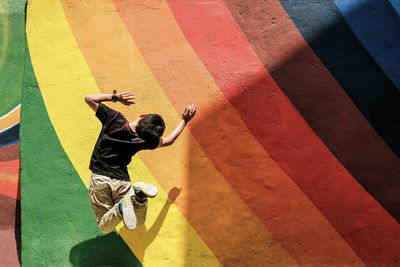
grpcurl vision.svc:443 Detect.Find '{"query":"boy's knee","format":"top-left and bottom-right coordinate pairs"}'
top-left (98, 224), bottom-right (114, 234)
top-left (97, 219), bottom-right (116, 233)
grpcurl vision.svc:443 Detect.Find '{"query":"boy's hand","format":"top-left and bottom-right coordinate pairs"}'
top-left (182, 104), bottom-right (196, 123)
top-left (117, 92), bottom-right (136, 106)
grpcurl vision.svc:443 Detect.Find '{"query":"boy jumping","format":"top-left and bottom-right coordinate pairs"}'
top-left (85, 91), bottom-right (196, 233)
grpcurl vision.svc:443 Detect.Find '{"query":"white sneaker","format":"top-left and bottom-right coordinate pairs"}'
top-left (132, 182), bottom-right (158, 198)
top-left (120, 195), bottom-right (137, 230)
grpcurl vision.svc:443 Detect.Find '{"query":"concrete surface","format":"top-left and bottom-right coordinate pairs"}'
top-left (1, 0), bottom-right (399, 266)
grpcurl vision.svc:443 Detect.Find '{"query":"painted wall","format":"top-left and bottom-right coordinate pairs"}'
top-left (1, 0), bottom-right (399, 266)
top-left (0, 0), bottom-right (24, 266)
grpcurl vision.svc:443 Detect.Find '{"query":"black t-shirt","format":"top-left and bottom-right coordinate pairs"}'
top-left (89, 103), bottom-right (159, 181)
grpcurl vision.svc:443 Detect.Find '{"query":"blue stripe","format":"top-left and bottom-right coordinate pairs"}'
top-left (388, 0), bottom-right (400, 16)
top-left (275, 0), bottom-right (400, 222)
top-left (333, 0), bottom-right (400, 90)
top-left (278, 0), bottom-right (400, 158)
top-left (0, 123), bottom-right (20, 147)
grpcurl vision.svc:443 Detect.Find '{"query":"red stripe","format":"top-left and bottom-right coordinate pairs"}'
top-left (0, 193), bottom-right (20, 267)
top-left (222, 0), bottom-right (400, 220)
top-left (166, 0), bottom-right (400, 264)
top-left (226, 0), bottom-right (400, 223)
top-left (0, 142), bottom-right (19, 162)
top-left (114, 0), bottom-right (363, 264)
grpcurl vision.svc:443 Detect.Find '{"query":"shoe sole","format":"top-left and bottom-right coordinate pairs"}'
top-left (122, 196), bottom-right (137, 230)
top-left (132, 182), bottom-right (158, 198)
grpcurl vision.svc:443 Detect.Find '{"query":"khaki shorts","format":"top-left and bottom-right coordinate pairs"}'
top-left (88, 173), bottom-right (134, 233)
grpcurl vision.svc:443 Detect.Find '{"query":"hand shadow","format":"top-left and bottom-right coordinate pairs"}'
top-left (116, 187), bottom-right (182, 263)
top-left (167, 186), bottom-right (182, 203)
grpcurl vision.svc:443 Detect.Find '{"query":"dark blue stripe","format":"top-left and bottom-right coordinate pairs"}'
top-left (278, 0), bottom-right (400, 158)
top-left (0, 123), bottom-right (20, 147)
top-left (333, 0), bottom-right (400, 90)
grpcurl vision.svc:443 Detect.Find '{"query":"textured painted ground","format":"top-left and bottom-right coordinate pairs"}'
top-left (6, 0), bottom-right (400, 266)
top-left (0, 0), bottom-right (24, 266)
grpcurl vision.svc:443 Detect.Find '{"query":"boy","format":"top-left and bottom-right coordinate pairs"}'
top-left (85, 91), bottom-right (196, 233)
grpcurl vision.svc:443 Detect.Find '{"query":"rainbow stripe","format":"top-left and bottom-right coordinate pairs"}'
top-left (0, 0), bottom-right (23, 266)
top-left (19, 0), bottom-right (400, 266)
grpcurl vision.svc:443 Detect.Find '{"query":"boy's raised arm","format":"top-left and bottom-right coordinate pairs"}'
top-left (158, 104), bottom-right (196, 148)
top-left (84, 92), bottom-right (136, 112)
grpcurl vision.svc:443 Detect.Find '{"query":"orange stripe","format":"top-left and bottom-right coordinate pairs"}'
top-left (0, 159), bottom-right (19, 175)
top-left (0, 105), bottom-right (20, 132)
top-left (0, 178), bottom-right (19, 200)
top-left (114, 0), bottom-right (364, 264)
top-left (0, 159), bottom-right (20, 200)
top-left (60, 0), bottom-right (295, 265)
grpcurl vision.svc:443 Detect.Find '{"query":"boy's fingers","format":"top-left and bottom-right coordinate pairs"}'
top-left (120, 92), bottom-right (135, 97)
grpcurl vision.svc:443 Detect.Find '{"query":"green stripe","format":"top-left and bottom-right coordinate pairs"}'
top-left (21, 41), bottom-right (142, 266)
top-left (0, 0), bottom-right (25, 116)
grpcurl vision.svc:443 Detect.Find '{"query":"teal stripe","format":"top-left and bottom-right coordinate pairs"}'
top-left (21, 41), bottom-right (142, 266)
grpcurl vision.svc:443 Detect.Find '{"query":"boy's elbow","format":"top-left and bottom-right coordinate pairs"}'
top-left (165, 141), bottom-right (173, 147)
top-left (159, 138), bottom-right (173, 148)
top-left (84, 95), bottom-right (99, 112)
top-left (85, 95), bottom-right (97, 105)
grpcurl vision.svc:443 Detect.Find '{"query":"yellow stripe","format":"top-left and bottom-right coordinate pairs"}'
top-left (58, 0), bottom-right (296, 265)
top-left (26, 0), bottom-right (220, 266)
top-left (0, 105), bottom-right (20, 132)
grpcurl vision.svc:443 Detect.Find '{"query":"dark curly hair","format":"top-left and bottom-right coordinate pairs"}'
top-left (136, 114), bottom-right (165, 142)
